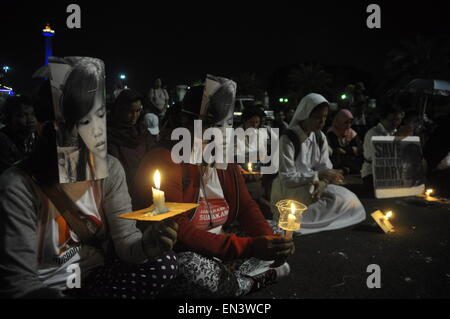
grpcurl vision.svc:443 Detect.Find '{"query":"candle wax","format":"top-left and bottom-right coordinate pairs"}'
top-left (152, 187), bottom-right (167, 214)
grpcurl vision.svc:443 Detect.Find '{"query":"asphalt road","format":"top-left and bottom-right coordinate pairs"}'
top-left (245, 182), bottom-right (450, 299)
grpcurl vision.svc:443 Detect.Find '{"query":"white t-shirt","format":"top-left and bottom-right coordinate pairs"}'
top-left (37, 184), bottom-right (104, 290)
top-left (149, 88), bottom-right (169, 112)
top-left (191, 168), bottom-right (230, 234)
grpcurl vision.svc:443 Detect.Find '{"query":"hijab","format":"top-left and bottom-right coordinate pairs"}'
top-left (328, 109), bottom-right (357, 142)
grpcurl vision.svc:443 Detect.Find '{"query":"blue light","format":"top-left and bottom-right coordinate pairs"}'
top-left (119, 74), bottom-right (126, 80)
top-left (2, 66), bottom-right (10, 72)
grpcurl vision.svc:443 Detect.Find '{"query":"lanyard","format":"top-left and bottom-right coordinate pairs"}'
top-left (199, 166), bottom-right (214, 229)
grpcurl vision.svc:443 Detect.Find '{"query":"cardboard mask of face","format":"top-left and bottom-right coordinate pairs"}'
top-left (48, 56), bottom-right (108, 183)
top-left (190, 74), bottom-right (236, 169)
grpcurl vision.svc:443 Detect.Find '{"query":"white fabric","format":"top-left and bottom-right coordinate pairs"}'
top-left (437, 152), bottom-right (450, 170)
top-left (234, 125), bottom-right (270, 162)
top-left (288, 93), bottom-right (329, 128)
top-left (271, 102), bottom-right (366, 235)
top-left (361, 122), bottom-right (397, 178)
top-left (37, 184), bottom-right (104, 290)
top-left (144, 112), bottom-right (159, 135)
top-left (149, 88), bottom-right (169, 113)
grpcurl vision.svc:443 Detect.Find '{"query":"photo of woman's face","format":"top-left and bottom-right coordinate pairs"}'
top-left (77, 91), bottom-right (107, 159)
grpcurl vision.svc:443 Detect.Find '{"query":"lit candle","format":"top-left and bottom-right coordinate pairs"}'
top-left (383, 211), bottom-right (393, 221)
top-left (248, 163), bottom-right (252, 173)
top-left (425, 189), bottom-right (433, 199)
top-left (285, 203), bottom-right (297, 239)
top-left (287, 203), bottom-right (297, 229)
top-left (152, 170), bottom-right (166, 214)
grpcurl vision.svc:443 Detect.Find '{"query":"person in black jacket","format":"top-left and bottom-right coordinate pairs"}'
top-left (326, 109), bottom-right (363, 174)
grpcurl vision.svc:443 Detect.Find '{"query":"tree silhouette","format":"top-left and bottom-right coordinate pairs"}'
top-left (288, 62), bottom-right (333, 104)
top-left (382, 35), bottom-right (450, 91)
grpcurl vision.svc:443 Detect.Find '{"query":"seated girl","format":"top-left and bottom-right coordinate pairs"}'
top-left (133, 78), bottom-right (294, 298)
top-left (326, 109), bottom-right (363, 174)
top-left (0, 58), bottom-right (177, 299)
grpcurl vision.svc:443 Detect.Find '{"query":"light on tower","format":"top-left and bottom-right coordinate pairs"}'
top-left (42, 24), bottom-right (55, 37)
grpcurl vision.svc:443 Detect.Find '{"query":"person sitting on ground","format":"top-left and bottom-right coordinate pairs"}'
top-left (270, 93), bottom-right (366, 235)
top-left (361, 103), bottom-right (405, 194)
top-left (0, 60), bottom-right (178, 299)
top-left (133, 81), bottom-right (294, 298)
top-left (326, 109), bottom-right (363, 175)
top-left (423, 112), bottom-right (450, 198)
top-left (0, 95), bottom-right (37, 175)
top-left (236, 105), bottom-right (268, 167)
top-left (107, 89), bottom-right (156, 190)
top-left (272, 109), bottom-right (289, 133)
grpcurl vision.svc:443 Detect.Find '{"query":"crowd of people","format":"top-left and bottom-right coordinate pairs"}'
top-left (0, 57), bottom-right (448, 299)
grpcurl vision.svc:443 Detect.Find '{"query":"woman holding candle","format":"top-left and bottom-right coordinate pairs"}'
top-left (270, 93), bottom-right (366, 235)
top-left (133, 79), bottom-right (295, 298)
top-left (0, 60), bottom-right (178, 299)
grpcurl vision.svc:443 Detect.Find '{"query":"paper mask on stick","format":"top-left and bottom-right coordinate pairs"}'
top-left (48, 56), bottom-right (108, 183)
top-left (190, 74), bottom-right (236, 169)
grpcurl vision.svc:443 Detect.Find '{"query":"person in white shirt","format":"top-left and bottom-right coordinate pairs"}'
top-left (361, 105), bottom-right (404, 193)
top-left (270, 93), bottom-right (366, 235)
top-left (148, 78), bottom-right (169, 118)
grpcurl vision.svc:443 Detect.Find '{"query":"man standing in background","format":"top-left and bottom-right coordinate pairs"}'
top-left (148, 78), bottom-right (169, 118)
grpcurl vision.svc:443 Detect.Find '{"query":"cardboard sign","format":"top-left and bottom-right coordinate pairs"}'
top-left (372, 136), bottom-right (425, 198)
top-left (119, 202), bottom-right (199, 221)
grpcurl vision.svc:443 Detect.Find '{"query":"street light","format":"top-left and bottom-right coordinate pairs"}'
top-left (2, 66), bottom-right (10, 73)
top-left (119, 74), bottom-right (126, 80)
top-left (340, 93), bottom-right (347, 100)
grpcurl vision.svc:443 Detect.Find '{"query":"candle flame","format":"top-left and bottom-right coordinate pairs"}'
top-left (153, 170), bottom-right (161, 189)
top-left (290, 202), bottom-right (296, 215)
top-left (248, 163), bottom-right (252, 172)
top-left (384, 211), bottom-right (393, 220)
top-left (425, 189), bottom-right (433, 196)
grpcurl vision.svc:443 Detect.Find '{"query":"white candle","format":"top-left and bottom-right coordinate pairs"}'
top-left (287, 213), bottom-right (296, 229)
top-left (287, 203), bottom-right (297, 230)
top-left (384, 211), bottom-right (393, 221)
top-left (152, 170), bottom-right (166, 213)
top-left (248, 163), bottom-right (252, 173)
top-left (425, 189), bottom-right (433, 200)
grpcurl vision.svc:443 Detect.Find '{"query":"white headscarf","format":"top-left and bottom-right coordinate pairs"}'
top-left (288, 93), bottom-right (329, 129)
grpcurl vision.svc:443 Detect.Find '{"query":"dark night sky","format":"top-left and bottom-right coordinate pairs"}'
top-left (1, 1), bottom-right (450, 94)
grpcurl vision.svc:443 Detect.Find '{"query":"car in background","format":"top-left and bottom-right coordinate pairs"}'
top-left (234, 95), bottom-right (274, 126)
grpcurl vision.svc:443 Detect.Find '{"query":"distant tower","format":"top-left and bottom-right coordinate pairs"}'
top-left (42, 23), bottom-right (55, 65)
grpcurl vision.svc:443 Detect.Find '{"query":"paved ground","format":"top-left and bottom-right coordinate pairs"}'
top-left (245, 178), bottom-right (450, 299)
